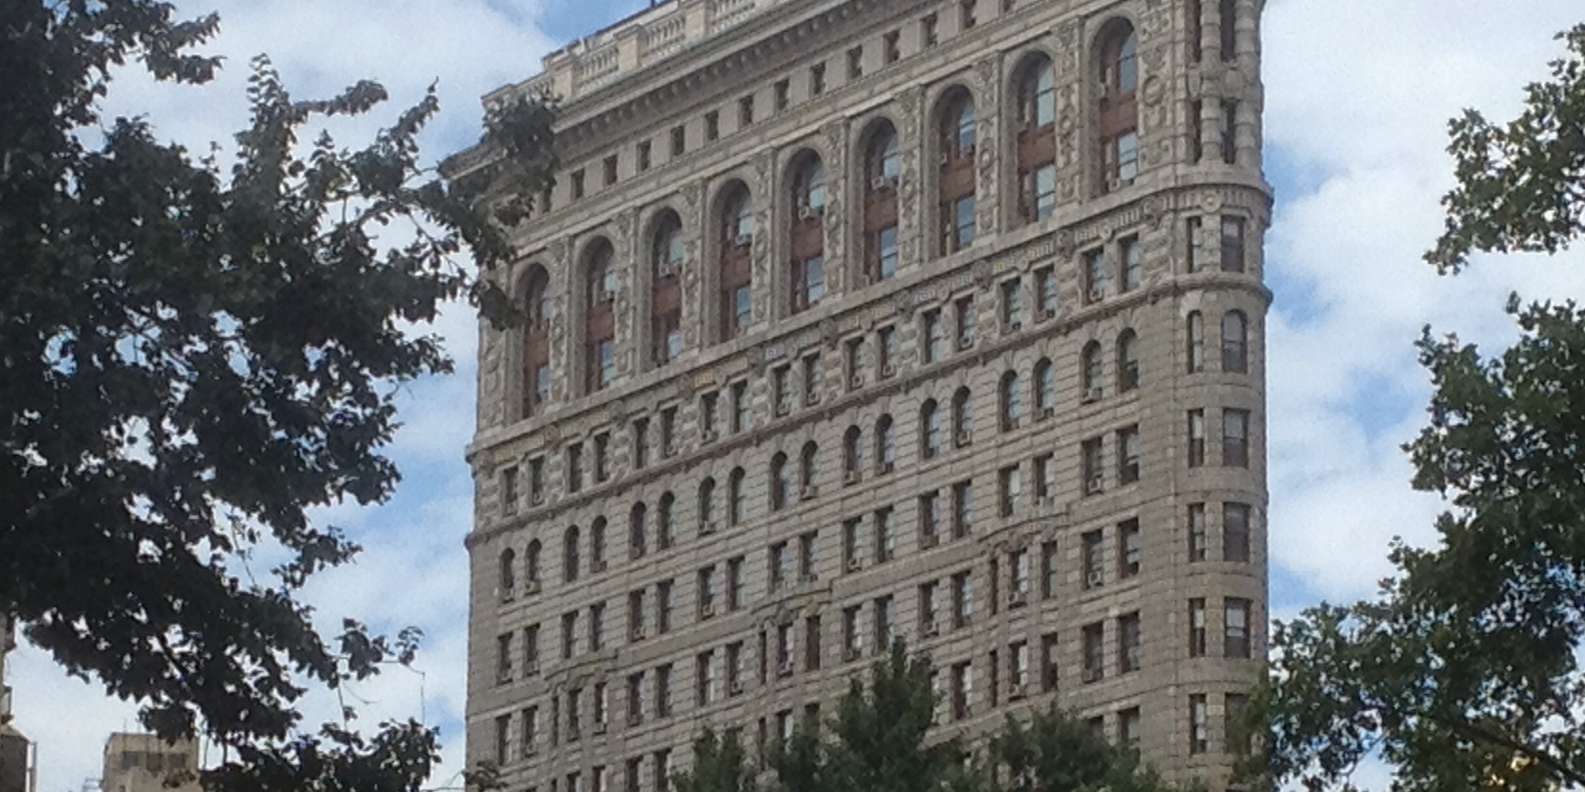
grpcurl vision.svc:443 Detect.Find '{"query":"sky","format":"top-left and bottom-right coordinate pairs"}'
top-left (8, 1), bottom-right (1585, 791)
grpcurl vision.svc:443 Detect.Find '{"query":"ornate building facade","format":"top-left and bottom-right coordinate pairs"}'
top-left (457, 0), bottom-right (1270, 790)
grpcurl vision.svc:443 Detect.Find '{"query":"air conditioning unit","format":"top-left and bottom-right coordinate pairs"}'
top-left (1082, 387), bottom-right (1103, 404)
top-left (593, 721), bottom-right (608, 736)
top-left (921, 533), bottom-right (939, 549)
top-left (601, 289), bottom-right (618, 304)
top-left (594, 559), bottom-right (608, 573)
top-left (701, 521), bottom-right (718, 536)
top-left (701, 427), bottom-right (718, 442)
top-left (923, 620), bottom-right (940, 637)
top-left (633, 625), bottom-right (647, 640)
top-left (1041, 406), bottom-right (1055, 419)
top-left (1009, 682), bottom-right (1028, 701)
top-left (778, 658), bottom-right (795, 677)
top-left (702, 602), bottom-right (717, 618)
top-left (801, 484), bottom-right (818, 500)
top-left (881, 461), bottom-right (895, 474)
top-left (1106, 176), bottom-right (1122, 194)
top-left (845, 470), bottom-right (862, 485)
top-left (1041, 307), bottom-right (1057, 320)
top-left (805, 390), bottom-right (822, 406)
top-left (844, 647), bottom-right (863, 662)
top-left (526, 579), bottom-right (543, 595)
top-left (500, 587), bottom-right (516, 603)
top-left (531, 492), bottom-right (546, 505)
top-left (1005, 417), bottom-right (1021, 431)
top-left (956, 430), bottom-right (973, 448)
top-left (880, 362), bottom-right (896, 378)
top-left (850, 372), bottom-right (865, 389)
top-left (1085, 473), bottom-right (1104, 495)
top-left (846, 557), bottom-right (863, 573)
top-left (1082, 667), bottom-right (1103, 684)
top-left (729, 679), bottom-right (745, 696)
top-left (733, 233), bottom-right (753, 248)
top-left (1008, 590), bottom-right (1028, 607)
top-left (1086, 569), bottom-right (1105, 588)
top-left (1088, 286), bottom-right (1105, 303)
top-left (775, 398), bottom-right (792, 416)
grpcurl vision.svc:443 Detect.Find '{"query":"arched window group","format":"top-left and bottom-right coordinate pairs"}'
top-left (920, 399), bottom-right (942, 460)
top-left (520, 266), bottom-right (552, 418)
top-left (583, 241), bottom-right (618, 395)
top-left (650, 211), bottom-right (685, 367)
top-left (719, 184), bottom-right (754, 341)
top-left (938, 89), bottom-right (978, 256)
top-left (1015, 54), bottom-right (1057, 223)
top-left (563, 525), bottom-right (581, 583)
top-left (863, 122), bottom-right (902, 284)
top-left (1000, 370), bottom-right (1025, 430)
top-left (789, 153), bottom-right (828, 314)
top-left (875, 415), bottom-right (896, 473)
top-left (1097, 20), bottom-right (1139, 193)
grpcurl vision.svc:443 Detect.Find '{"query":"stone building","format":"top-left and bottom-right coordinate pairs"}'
top-left (456, 0), bottom-right (1270, 790)
top-left (99, 734), bottom-right (200, 792)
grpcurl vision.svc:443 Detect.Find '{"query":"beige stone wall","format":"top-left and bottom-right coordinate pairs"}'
top-left (462, 0), bottom-right (1271, 790)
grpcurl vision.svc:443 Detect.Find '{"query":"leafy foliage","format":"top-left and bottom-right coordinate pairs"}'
top-left (1259, 21), bottom-right (1585, 792)
top-left (676, 642), bottom-right (1188, 792)
top-left (0, 1), bottom-right (553, 790)
top-left (1428, 24), bottom-right (1585, 273)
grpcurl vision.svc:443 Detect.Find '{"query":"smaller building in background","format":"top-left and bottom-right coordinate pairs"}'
top-left (0, 614), bottom-right (30, 792)
top-left (100, 734), bottom-right (200, 792)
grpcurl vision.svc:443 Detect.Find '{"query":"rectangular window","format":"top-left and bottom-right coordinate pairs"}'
top-left (1041, 540), bottom-right (1059, 599)
top-left (657, 579), bottom-right (673, 634)
top-left (884, 31), bottom-right (901, 63)
top-left (1082, 437), bottom-right (1104, 496)
top-left (500, 466), bottom-right (518, 517)
top-left (561, 612), bottom-right (576, 660)
top-left (654, 750), bottom-right (671, 792)
top-left (774, 79), bottom-right (790, 112)
top-left (952, 571), bottom-right (973, 628)
top-left (842, 518), bottom-right (861, 573)
top-left (1212, 502), bottom-right (1248, 565)
top-left (566, 443), bottom-right (583, 493)
top-left (1041, 633), bottom-right (1060, 691)
top-left (1221, 215), bottom-right (1246, 272)
top-left (1221, 0), bottom-right (1238, 60)
top-left (873, 507), bottom-right (896, 563)
top-left (802, 352), bottom-right (822, 406)
top-left (1190, 694), bottom-right (1209, 754)
top-left (1188, 409), bottom-right (1206, 467)
top-left (952, 480), bottom-right (974, 538)
top-left (588, 602), bottom-right (604, 651)
top-left (923, 309), bottom-right (944, 363)
top-left (842, 606), bottom-right (862, 658)
top-left (1117, 426), bottom-right (1140, 484)
top-left (873, 595), bottom-right (895, 653)
top-left (1188, 503), bottom-right (1208, 561)
top-left (1084, 248), bottom-right (1108, 304)
top-left (632, 418), bottom-right (649, 470)
top-left (922, 14), bottom-right (939, 47)
top-left (919, 492), bottom-right (941, 545)
top-left (1189, 99), bottom-right (1204, 163)
top-left (527, 456), bottom-right (544, 506)
top-left (844, 337), bottom-right (865, 391)
top-left (670, 125), bottom-right (685, 157)
top-left (1225, 598), bottom-right (1252, 658)
top-left (1001, 279), bottom-right (1023, 330)
top-left (731, 381), bottom-right (749, 434)
top-left (1118, 131), bottom-right (1140, 184)
top-left (738, 95), bottom-right (754, 127)
top-left (704, 110), bottom-right (720, 142)
top-left (1028, 164), bottom-right (1057, 222)
top-left (525, 625), bottom-right (540, 671)
top-left (571, 169), bottom-right (585, 200)
top-left (1189, 598), bottom-right (1207, 657)
top-left (637, 140), bottom-right (652, 172)
top-left (877, 325), bottom-right (896, 375)
top-left (847, 46), bottom-right (864, 79)
top-left (919, 581), bottom-right (939, 634)
top-left (494, 714), bottom-right (510, 764)
top-left (1082, 622), bottom-right (1104, 682)
top-left (951, 661), bottom-right (972, 720)
top-left (1009, 641), bottom-right (1029, 692)
top-left (1221, 100), bottom-right (1238, 164)
top-left (769, 541), bottom-right (788, 589)
top-left (1222, 409), bottom-right (1250, 467)
top-left (497, 633), bottom-right (513, 684)
top-left (655, 664), bottom-right (672, 718)
top-left (1187, 216), bottom-right (1203, 272)
top-left (772, 365), bottom-right (791, 416)
top-left (949, 195), bottom-right (976, 252)
top-left (805, 614), bottom-right (822, 670)
top-left (1121, 236), bottom-right (1143, 292)
top-left (727, 556), bottom-right (744, 610)
top-left (1010, 548), bottom-right (1030, 601)
top-left (1119, 518), bottom-right (1142, 579)
top-left (696, 650), bottom-right (715, 706)
top-left (998, 465), bottom-right (1022, 517)
top-left (603, 155), bottom-right (618, 186)
top-left (960, 0), bottom-right (977, 29)
top-left (810, 62), bottom-right (826, 96)
top-left (1082, 530), bottom-right (1104, 590)
top-left (1119, 612), bottom-right (1141, 673)
top-left (593, 432), bottom-right (609, 483)
top-left (1036, 267), bottom-right (1057, 317)
top-left (1227, 693), bottom-right (1251, 755)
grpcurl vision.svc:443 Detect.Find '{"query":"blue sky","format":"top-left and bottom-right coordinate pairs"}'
top-left (9, 2), bottom-right (1585, 791)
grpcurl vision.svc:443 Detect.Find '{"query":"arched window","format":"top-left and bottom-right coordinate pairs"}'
top-left (1097, 19), bottom-right (1140, 193)
top-left (699, 477), bottom-right (717, 530)
top-left (800, 441), bottom-right (819, 495)
top-left (1015, 54), bottom-right (1057, 223)
top-left (650, 211), bottom-right (685, 366)
top-left (729, 467), bottom-right (747, 525)
top-left (525, 539), bottom-right (542, 585)
top-left (1222, 310), bottom-right (1248, 373)
top-left (582, 239), bottom-right (618, 394)
top-left (1082, 340), bottom-right (1104, 400)
top-left (1118, 329), bottom-right (1140, 392)
top-left (630, 503), bottom-right (648, 560)
top-left (875, 415), bottom-right (896, 473)
top-left (863, 121), bottom-right (902, 283)
top-left (657, 492), bottom-right (675, 548)
top-left (1035, 358), bottom-right (1055, 417)
top-left (844, 425), bottom-right (864, 478)
top-left (563, 525), bottom-right (581, 583)
top-left (952, 386), bottom-right (973, 445)
top-left (789, 152), bottom-right (827, 314)
top-left (1000, 370), bottom-right (1025, 430)
top-left (499, 548), bottom-right (517, 599)
top-left (938, 89), bottom-right (978, 256)
top-left (590, 517), bottom-right (607, 572)
top-left (921, 399), bottom-right (942, 459)
top-left (520, 264), bottom-right (553, 418)
top-left (770, 452), bottom-right (790, 511)
top-left (1187, 311), bottom-right (1205, 373)
top-left (718, 183), bottom-right (754, 341)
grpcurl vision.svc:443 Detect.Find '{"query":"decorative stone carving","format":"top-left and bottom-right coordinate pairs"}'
top-left (820, 317), bottom-right (839, 349)
top-left (1054, 227), bottom-right (1076, 259)
top-left (971, 260), bottom-right (993, 291)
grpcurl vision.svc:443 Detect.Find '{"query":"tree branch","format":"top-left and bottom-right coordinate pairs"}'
top-left (1419, 711), bottom-right (1585, 788)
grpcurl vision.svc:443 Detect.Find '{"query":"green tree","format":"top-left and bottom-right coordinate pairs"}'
top-left (991, 708), bottom-right (1182, 792)
top-left (671, 730), bottom-right (763, 792)
top-left (1256, 22), bottom-right (1585, 792)
top-left (0, 2), bottom-right (553, 791)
